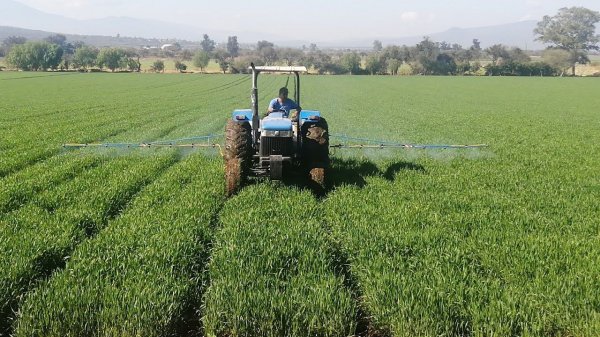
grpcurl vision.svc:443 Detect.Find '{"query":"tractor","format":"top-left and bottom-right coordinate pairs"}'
top-left (224, 64), bottom-right (329, 196)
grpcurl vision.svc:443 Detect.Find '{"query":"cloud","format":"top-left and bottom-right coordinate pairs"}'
top-left (400, 11), bottom-right (419, 22)
top-left (399, 11), bottom-right (436, 24)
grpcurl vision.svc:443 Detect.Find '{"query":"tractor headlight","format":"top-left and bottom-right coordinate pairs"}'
top-left (264, 130), bottom-right (293, 137)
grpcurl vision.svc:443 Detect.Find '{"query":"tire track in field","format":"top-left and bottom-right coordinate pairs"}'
top-left (0, 72), bottom-right (81, 81)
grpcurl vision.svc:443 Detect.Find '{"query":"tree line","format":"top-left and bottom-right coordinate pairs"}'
top-left (1, 7), bottom-right (598, 76)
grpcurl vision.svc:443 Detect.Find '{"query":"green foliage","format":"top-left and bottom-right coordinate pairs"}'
top-left (174, 60), bottom-right (187, 72)
top-left (1, 73), bottom-right (600, 337)
top-left (535, 7), bottom-right (600, 51)
top-left (213, 50), bottom-right (230, 74)
top-left (72, 45), bottom-right (99, 70)
top-left (15, 155), bottom-right (223, 337)
top-left (387, 58), bottom-right (401, 75)
top-left (485, 62), bottom-right (557, 76)
top-left (365, 53), bottom-right (384, 75)
top-left (535, 7), bottom-right (600, 75)
top-left (97, 48), bottom-right (127, 72)
top-left (200, 34), bottom-right (216, 53)
top-left (202, 185), bottom-right (356, 337)
top-left (339, 52), bottom-right (361, 74)
top-left (542, 49), bottom-right (573, 75)
top-left (6, 41), bottom-right (63, 71)
top-left (150, 59), bottom-right (165, 73)
top-left (485, 44), bottom-right (510, 65)
top-left (0, 154), bottom-right (176, 332)
top-left (226, 36), bottom-right (239, 57)
top-left (193, 50), bottom-right (210, 72)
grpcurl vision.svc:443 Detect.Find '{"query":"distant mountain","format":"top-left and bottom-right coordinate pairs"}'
top-left (324, 21), bottom-right (546, 50)
top-left (0, 26), bottom-right (200, 48)
top-left (0, 0), bottom-right (282, 42)
top-left (3, 0), bottom-right (588, 50)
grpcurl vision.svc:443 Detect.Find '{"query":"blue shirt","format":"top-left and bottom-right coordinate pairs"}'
top-left (269, 98), bottom-right (300, 113)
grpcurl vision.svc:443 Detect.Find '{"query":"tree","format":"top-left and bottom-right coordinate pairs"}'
top-left (373, 40), bottom-right (383, 52)
top-left (127, 57), bottom-right (141, 72)
top-left (542, 49), bottom-right (573, 76)
top-left (415, 37), bottom-right (441, 74)
top-left (279, 48), bottom-right (303, 66)
top-left (97, 48), bottom-right (127, 72)
top-left (2, 36), bottom-right (27, 49)
top-left (44, 34), bottom-right (67, 47)
top-left (1, 36), bottom-right (27, 57)
top-left (151, 60), bottom-right (165, 73)
top-left (365, 54), bottom-right (384, 75)
top-left (227, 36), bottom-right (239, 57)
top-left (507, 48), bottom-right (531, 63)
top-left (387, 58), bottom-right (401, 75)
top-left (535, 7), bottom-right (600, 75)
top-left (339, 52), bottom-right (361, 74)
top-left (259, 47), bottom-right (278, 65)
top-left (7, 41), bottom-right (63, 71)
top-left (485, 44), bottom-right (510, 65)
top-left (470, 39), bottom-right (482, 59)
top-left (213, 50), bottom-right (230, 74)
top-left (200, 34), bottom-right (216, 53)
top-left (72, 45), bottom-right (99, 70)
top-left (175, 60), bottom-right (187, 72)
top-left (193, 50), bottom-right (210, 72)
top-left (257, 40), bottom-right (274, 51)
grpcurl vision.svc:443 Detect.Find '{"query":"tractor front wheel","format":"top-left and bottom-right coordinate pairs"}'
top-left (224, 120), bottom-right (253, 197)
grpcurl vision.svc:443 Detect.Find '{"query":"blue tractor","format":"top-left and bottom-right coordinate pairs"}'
top-left (224, 64), bottom-right (329, 196)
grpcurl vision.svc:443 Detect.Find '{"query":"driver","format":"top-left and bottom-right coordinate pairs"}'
top-left (267, 87), bottom-right (302, 117)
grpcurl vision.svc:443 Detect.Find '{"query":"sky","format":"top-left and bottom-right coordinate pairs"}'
top-left (14, 0), bottom-right (600, 40)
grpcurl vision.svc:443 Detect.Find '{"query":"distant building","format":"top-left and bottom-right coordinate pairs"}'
top-left (161, 44), bottom-right (181, 51)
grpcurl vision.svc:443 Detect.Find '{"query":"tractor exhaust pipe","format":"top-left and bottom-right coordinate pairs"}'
top-left (251, 63), bottom-right (260, 147)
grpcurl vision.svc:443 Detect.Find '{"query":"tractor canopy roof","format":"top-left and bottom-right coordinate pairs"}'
top-left (249, 66), bottom-right (307, 73)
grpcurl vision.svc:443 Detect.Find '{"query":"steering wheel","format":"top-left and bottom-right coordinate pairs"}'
top-left (272, 108), bottom-right (290, 115)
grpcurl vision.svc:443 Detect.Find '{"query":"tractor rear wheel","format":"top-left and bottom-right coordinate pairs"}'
top-left (301, 117), bottom-right (329, 191)
top-left (224, 120), bottom-right (253, 197)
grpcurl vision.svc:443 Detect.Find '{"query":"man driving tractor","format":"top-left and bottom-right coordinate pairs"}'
top-left (267, 87), bottom-right (302, 117)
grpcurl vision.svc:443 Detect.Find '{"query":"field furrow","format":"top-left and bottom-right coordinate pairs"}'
top-left (324, 159), bottom-right (600, 337)
top-left (15, 154), bottom-right (224, 337)
top-left (0, 151), bottom-right (177, 334)
top-left (0, 154), bottom-right (104, 215)
top-left (0, 74), bottom-right (250, 178)
top-left (202, 184), bottom-right (356, 337)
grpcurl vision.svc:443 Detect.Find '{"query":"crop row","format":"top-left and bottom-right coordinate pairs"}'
top-left (323, 159), bottom-right (600, 337)
top-left (0, 154), bottom-right (104, 215)
top-left (0, 74), bottom-right (253, 178)
top-left (15, 154), bottom-right (223, 337)
top-left (0, 152), bottom-right (176, 334)
top-left (202, 184), bottom-right (356, 337)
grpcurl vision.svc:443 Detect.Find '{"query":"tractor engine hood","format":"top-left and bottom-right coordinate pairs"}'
top-left (262, 113), bottom-right (292, 131)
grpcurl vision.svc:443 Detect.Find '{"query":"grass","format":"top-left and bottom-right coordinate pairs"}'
top-left (0, 72), bottom-right (599, 336)
top-left (0, 153), bottom-right (175, 331)
top-left (15, 154), bottom-right (223, 336)
top-left (202, 185), bottom-right (356, 337)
